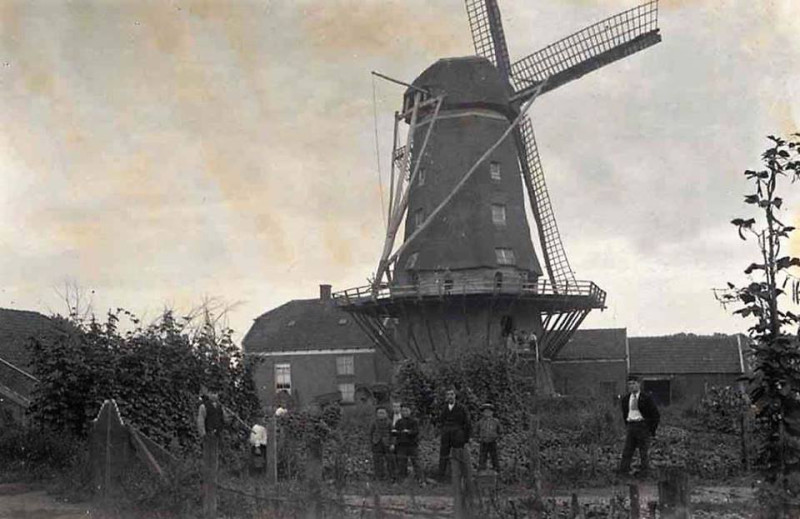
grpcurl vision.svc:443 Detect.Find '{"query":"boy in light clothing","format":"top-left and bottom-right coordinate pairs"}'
top-left (476, 403), bottom-right (502, 472)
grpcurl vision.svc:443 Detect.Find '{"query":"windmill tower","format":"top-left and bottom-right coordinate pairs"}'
top-left (336, 1), bottom-right (661, 384)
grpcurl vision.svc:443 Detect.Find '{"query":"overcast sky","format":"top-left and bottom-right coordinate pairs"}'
top-left (1, 0), bottom-right (798, 341)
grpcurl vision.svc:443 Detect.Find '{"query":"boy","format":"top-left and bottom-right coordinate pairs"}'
top-left (393, 404), bottom-right (421, 481)
top-left (369, 407), bottom-right (394, 481)
top-left (477, 403), bottom-right (502, 472)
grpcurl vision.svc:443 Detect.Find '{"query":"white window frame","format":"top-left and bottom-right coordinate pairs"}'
top-left (491, 204), bottom-right (507, 226)
top-left (495, 248), bottom-right (516, 265)
top-left (490, 161), bottom-right (501, 181)
top-left (275, 363), bottom-right (292, 394)
top-left (336, 355), bottom-right (354, 376)
top-left (338, 383), bottom-right (356, 404)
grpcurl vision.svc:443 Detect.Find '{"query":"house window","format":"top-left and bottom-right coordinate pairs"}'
top-left (275, 363), bottom-right (291, 394)
top-left (338, 383), bottom-right (356, 404)
top-left (491, 204), bottom-right (507, 226)
top-left (414, 209), bottom-right (425, 230)
top-left (443, 278), bottom-right (453, 294)
top-left (336, 355), bottom-right (354, 376)
top-left (490, 161), bottom-right (501, 181)
top-left (495, 248), bottom-right (516, 265)
top-left (417, 167), bottom-right (426, 186)
top-left (406, 252), bottom-right (419, 270)
top-left (494, 271), bottom-right (503, 289)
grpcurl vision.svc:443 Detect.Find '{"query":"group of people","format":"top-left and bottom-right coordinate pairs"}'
top-left (369, 387), bottom-right (504, 483)
top-left (197, 374), bottom-right (661, 487)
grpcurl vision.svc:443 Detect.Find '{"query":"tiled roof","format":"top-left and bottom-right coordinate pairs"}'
top-left (629, 335), bottom-right (744, 374)
top-left (0, 308), bottom-right (53, 370)
top-left (242, 298), bottom-right (374, 354)
top-left (555, 328), bottom-right (627, 360)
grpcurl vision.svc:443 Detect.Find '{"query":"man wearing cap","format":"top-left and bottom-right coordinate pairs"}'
top-left (617, 376), bottom-right (660, 477)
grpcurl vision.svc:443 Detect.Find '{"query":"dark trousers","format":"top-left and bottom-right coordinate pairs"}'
top-left (372, 443), bottom-right (393, 480)
top-left (438, 429), bottom-right (465, 479)
top-left (478, 441), bottom-right (499, 471)
top-left (619, 421), bottom-right (651, 473)
top-left (396, 445), bottom-right (421, 480)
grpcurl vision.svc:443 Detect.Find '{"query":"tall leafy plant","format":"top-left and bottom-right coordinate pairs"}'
top-left (718, 134), bottom-right (800, 510)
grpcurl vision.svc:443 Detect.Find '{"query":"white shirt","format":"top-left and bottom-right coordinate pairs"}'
top-left (627, 392), bottom-right (645, 422)
top-left (448, 402), bottom-right (455, 411)
top-left (249, 424), bottom-right (268, 447)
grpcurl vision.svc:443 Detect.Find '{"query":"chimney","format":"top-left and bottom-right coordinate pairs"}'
top-left (319, 284), bottom-right (332, 301)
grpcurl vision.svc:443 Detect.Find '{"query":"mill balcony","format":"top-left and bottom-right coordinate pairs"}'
top-left (334, 276), bottom-right (606, 313)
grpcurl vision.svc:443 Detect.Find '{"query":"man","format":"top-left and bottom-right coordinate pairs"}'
top-left (617, 376), bottom-right (660, 477)
top-left (437, 387), bottom-right (471, 481)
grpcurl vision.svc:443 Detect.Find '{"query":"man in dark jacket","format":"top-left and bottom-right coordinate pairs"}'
top-left (437, 387), bottom-right (471, 481)
top-left (369, 407), bottom-right (394, 481)
top-left (617, 376), bottom-right (660, 477)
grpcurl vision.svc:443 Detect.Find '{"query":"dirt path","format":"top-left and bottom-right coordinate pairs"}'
top-left (0, 483), bottom-right (92, 519)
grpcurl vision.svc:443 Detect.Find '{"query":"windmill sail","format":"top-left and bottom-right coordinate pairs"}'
top-left (516, 115), bottom-right (576, 288)
top-left (465, 0), bottom-right (512, 75)
top-left (511, 0), bottom-right (660, 101)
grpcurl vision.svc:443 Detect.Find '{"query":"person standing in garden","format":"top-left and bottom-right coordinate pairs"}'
top-left (476, 402), bottom-right (503, 473)
top-left (617, 375), bottom-right (660, 477)
top-left (437, 387), bottom-right (471, 481)
top-left (393, 403), bottom-right (422, 482)
top-left (369, 407), bottom-right (394, 481)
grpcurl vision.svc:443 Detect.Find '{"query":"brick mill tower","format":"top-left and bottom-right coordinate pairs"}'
top-left (336, 0), bottom-right (662, 390)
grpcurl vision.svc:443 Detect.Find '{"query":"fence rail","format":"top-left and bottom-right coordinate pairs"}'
top-left (334, 277), bottom-right (606, 308)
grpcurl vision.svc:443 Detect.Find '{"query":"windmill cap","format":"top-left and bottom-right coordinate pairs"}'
top-left (406, 56), bottom-right (513, 116)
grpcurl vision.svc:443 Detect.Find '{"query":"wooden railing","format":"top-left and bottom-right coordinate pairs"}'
top-left (334, 276), bottom-right (606, 308)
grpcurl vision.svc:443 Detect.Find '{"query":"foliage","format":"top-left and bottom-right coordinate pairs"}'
top-left (717, 133), bottom-right (800, 513)
top-left (27, 309), bottom-right (261, 452)
top-left (690, 385), bottom-right (750, 434)
top-left (0, 424), bottom-right (84, 481)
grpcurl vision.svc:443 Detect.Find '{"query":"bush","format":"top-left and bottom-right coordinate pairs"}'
top-left (27, 310), bottom-right (261, 452)
top-left (0, 424), bottom-right (84, 481)
top-left (690, 385), bottom-right (749, 434)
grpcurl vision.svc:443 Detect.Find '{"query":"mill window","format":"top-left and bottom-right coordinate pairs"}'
top-left (275, 363), bottom-right (292, 394)
top-left (417, 167), bottom-right (426, 186)
top-left (406, 252), bottom-right (419, 270)
top-left (414, 209), bottom-right (426, 230)
top-left (495, 248), bottom-right (516, 265)
top-left (491, 204), bottom-right (507, 226)
top-left (490, 161), bottom-right (501, 181)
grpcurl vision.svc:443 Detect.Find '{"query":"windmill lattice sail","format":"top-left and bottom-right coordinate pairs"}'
top-left (465, 0), bottom-right (512, 74)
top-left (510, 0), bottom-right (660, 99)
top-left (517, 115), bottom-right (576, 288)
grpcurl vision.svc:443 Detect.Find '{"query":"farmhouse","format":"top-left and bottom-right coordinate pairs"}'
top-left (242, 285), bottom-right (392, 409)
top-left (628, 334), bottom-right (748, 406)
top-left (550, 328), bottom-right (628, 401)
top-left (0, 308), bottom-right (52, 423)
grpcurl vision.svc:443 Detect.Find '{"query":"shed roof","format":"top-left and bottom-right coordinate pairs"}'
top-left (628, 334), bottom-right (744, 374)
top-left (555, 328), bottom-right (627, 360)
top-left (0, 308), bottom-right (53, 370)
top-left (242, 298), bottom-right (373, 354)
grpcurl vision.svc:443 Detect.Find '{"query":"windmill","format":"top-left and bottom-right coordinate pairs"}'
top-left (336, 0), bottom-right (661, 385)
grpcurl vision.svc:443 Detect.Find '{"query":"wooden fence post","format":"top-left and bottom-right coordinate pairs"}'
top-left (570, 493), bottom-right (580, 519)
top-left (658, 468), bottom-right (690, 519)
top-left (267, 417), bottom-right (277, 485)
top-left (451, 447), bottom-right (475, 518)
top-left (629, 484), bottom-right (639, 519)
top-left (202, 434), bottom-right (219, 519)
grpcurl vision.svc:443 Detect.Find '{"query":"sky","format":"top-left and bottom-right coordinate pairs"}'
top-left (1, 0), bottom-right (798, 341)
